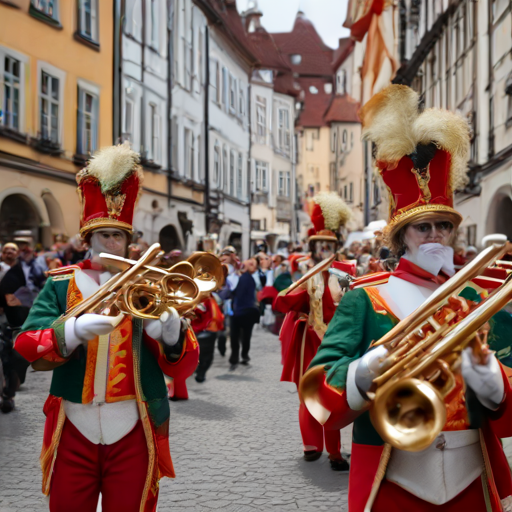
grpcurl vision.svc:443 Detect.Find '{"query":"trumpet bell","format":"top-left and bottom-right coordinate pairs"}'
top-left (370, 378), bottom-right (446, 452)
top-left (187, 252), bottom-right (225, 292)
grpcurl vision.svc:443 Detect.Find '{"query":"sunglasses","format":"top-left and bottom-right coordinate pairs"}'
top-left (412, 221), bottom-right (454, 234)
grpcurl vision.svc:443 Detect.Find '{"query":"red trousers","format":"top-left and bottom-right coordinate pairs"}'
top-left (49, 420), bottom-right (149, 512)
top-left (299, 402), bottom-right (341, 459)
top-left (168, 378), bottom-right (189, 400)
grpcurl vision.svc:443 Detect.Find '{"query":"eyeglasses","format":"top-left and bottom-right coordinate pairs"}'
top-left (412, 221), bottom-right (454, 234)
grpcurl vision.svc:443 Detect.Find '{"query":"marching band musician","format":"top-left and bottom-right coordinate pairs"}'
top-left (303, 85), bottom-right (512, 511)
top-left (14, 144), bottom-right (199, 512)
top-left (274, 192), bottom-right (354, 471)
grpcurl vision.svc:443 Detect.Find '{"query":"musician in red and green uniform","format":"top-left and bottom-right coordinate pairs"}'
top-left (274, 192), bottom-right (354, 471)
top-left (303, 86), bottom-right (512, 512)
top-left (14, 144), bottom-right (199, 512)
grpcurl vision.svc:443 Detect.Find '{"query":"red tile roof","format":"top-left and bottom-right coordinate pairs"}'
top-left (271, 13), bottom-right (334, 77)
top-left (273, 72), bottom-right (301, 98)
top-left (248, 27), bottom-right (290, 71)
top-left (295, 77), bottom-right (334, 127)
top-left (324, 94), bottom-right (361, 124)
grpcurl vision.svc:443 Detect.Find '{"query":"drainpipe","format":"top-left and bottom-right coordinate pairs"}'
top-left (141, 0), bottom-right (146, 159)
top-left (487, 0), bottom-right (494, 159)
top-left (247, 81), bottom-right (252, 259)
top-left (204, 26), bottom-right (211, 234)
top-left (167, 0), bottom-right (174, 205)
top-left (113, 0), bottom-right (123, 143)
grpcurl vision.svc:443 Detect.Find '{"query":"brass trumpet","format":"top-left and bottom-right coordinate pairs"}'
top-left (368, 242), bottom-right (512, 452)
top-left (61, 244), bottom-right (224, 322)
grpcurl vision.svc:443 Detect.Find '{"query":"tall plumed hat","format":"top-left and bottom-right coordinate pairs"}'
top-left (359, 85), bottom-right (470, 248)
top-left (77, 143), bottom-right (143, 239)
top-left (308, 192), bottom-right (351, 242)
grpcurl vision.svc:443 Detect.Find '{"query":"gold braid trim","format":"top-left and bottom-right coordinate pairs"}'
top-left (307, 271), bottom-right (328, 339)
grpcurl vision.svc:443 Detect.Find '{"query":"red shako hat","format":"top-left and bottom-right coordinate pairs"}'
top-left (359, 85), bottom-right (470, 245)
top-left (77, 143), bottom-right (143, 239)
top-left (308, 192), bottom-right (351, 242)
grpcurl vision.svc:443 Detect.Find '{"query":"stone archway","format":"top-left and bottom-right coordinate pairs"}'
top-left (0, 193), bottom-right (42, 244)
top-left (486, 186), bottom-right (512, 240)
top-left (159, 225), bottom-right (182, 252)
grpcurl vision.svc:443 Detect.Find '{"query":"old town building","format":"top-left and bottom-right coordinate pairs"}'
top-left (0, 0), bottom-right (114, 247)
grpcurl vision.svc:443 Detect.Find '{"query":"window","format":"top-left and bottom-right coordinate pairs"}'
top-left (78, 0), bottom-right (98, 42)
top-left (229, 75), bottom-right (237, 113)
top-left (2, 56), bottom-right (21, 131)
top-left (278, 171), bottom-right (290, 197)
top-left (256, 96), bottom-right (266, 140)
top-left (213, 143), bottom-right (220, 186)
top-left (184, 129), bottom-right (194, 178)
top-left (344, 182), bottom-right (354, 203)
top-left (278, 108), bottom-right (291, 152)
top-left (309, 86), bottom-right (318, 94)
top-left (215, 62), bottom-right (221, 103)
top-left (341, 130), bottom-right (348, 152)
top-left (290, 54), bottom-right (302, 65)
top-left (222, 67), bottom-right (228, 106)
top-left (239, 86), bottom-right (245, 117)
top-left (123, 98), bottom-right (134, 140)
top-left (306, 130), bottom-right (314, 151)
top-left (336, 69), bottom-right (347, 94)
top-left (183, 4), bottom-right (193, 90)
top-left (40, 71), bottom-right (60, 143)
top-left (223, 146), bottom-right (228, 189)
top-left (31, 0), bottom-right (59, 21)
top-left (237, 153), bottom-right (243, 198)
top-left (324, 83), bottom-right (332, 94)
top-left (171, 116), bottom-right (178, 170)
top-left (254, 161), bottom-right (268, 191)
top-left (150, 103), bottom-right (161, 163)
top-left (229, 150), bottom-right (235, 196)
top-left (150, 0), bottom-right (159, 49)
top-left (77, 86), bottom-right (98, 155)
top-left (125, 0), bottom-right (142, 40)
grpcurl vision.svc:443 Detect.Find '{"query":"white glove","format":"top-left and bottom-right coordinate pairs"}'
top-left (63, 314), bottom-right (123, 356)
top-left (461, 347), bottom-right (504, 410)
top-left (354, 345), bottom-right (389, 399)
top-left (143, 307), bottom-right (181, 347)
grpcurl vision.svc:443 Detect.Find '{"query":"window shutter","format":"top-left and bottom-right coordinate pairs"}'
top-left (77, 88), bottom-right (84, 154)
top-left (222, 67), bottom-right (228, 108)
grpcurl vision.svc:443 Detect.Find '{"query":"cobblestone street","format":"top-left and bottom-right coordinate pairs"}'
top-left (0, 326), bottom-right (351, 512)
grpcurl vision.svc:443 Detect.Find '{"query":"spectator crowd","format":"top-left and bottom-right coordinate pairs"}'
top-left (0, 227), bottom-right (488, 413)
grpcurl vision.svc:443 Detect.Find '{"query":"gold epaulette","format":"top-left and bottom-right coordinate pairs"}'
top-left (46, 265), bottom-right (81, 279)
top-left (351, 272), bottom-right (391, 290)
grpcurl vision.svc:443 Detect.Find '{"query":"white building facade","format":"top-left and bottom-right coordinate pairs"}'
top-left (250, 71), bottom-right (296, 253)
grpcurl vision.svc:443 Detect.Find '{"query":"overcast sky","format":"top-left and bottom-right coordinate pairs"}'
top-left (236, 0), bottom-right (350, 49)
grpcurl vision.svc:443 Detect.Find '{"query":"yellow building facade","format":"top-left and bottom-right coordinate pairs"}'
top-left (0, 0), bottom-right (113, 246)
